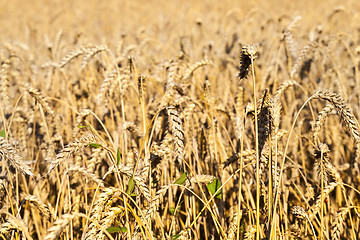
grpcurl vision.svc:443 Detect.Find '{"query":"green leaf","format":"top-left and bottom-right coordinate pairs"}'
top-left (170, 207), bottom-right (176, 215)
top-left (0, 130), bottom-right (5, 138)
top-left (174, 172), bottom-right (187, 185)
top-left (171, 233), bottom-right (180, 240)
top-left (207, 178), bottom-right (222, 199)
top-left (126, 176), bottom-right (135, 195)
top-left (106, 226), bottom-right (127, 233)
top-left (89, 143), bottom-right (101, 148)
top-left (170, 201), bottom-right (182, 215)
top-left (117, 148), bottom-right (121, 165)
top-left (77, 125), bottom-right (87, 129)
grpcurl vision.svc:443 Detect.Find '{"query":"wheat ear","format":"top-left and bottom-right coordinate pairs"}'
top-left (23, 194), bottom-right (55, 221)
top-left (315, 90), bottom-right (360, 161)
top-left (0, 136), bottom-right (33, 176)
top-left (167, 106), bottom-right (185, 166)
top-left (46, 134), bottom-right (99, 174)
top-left (0, 59), bottom-right (11, 115)
top-left (27, 87), bottom-right (56, 117)
top-left (44, 213), bottom-right (75, 240)
top-left (291, 206), bottom-right (317, 240)
top-left (182, 59), bottom-right (213, 80)
top-left (315, 90), bottom-right (360, 143)
top-left (312, 104), bottom-right (335, 145)
top-left (331, 207), bottom-right (350, 240)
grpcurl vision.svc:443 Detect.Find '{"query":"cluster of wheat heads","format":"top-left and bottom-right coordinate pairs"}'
top-left (1, 5), bottom-right (360, 240)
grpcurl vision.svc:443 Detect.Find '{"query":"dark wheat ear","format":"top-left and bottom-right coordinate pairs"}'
top-left (238, 44), bottom-right (259, 79)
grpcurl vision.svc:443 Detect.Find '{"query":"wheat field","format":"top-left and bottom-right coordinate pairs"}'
top-left (0, 0), bottom-right (360, 239)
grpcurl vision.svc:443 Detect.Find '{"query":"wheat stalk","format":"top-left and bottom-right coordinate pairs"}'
top-left (189, 174), bottom-right (216, 184)
top-left (96, 207), bottom-right (123, 240)
top-left (81, 45), bottom-right (108, 69)
top-left (0, 216), bottom-right (32, 240)
top-left (244, 225), bottom-right (256, 240)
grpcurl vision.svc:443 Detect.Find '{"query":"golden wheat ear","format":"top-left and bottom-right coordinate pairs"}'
top-left (0, 136), bottom-right (33, 176)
